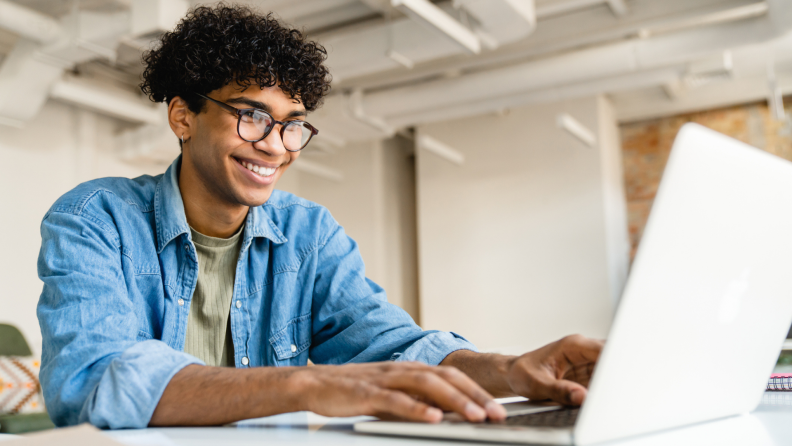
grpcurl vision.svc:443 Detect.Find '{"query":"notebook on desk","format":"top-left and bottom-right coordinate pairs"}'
top-left (768, 374), bottom-right (792, 391)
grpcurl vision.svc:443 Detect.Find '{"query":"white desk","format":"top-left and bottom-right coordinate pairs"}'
top-left (104, 393), bottom-right (792, 446)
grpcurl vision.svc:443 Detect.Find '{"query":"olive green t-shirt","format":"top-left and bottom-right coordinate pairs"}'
top-left (183, 225), bottom-right (244, 367)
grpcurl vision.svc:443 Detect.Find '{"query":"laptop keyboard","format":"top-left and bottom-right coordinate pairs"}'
top-left (497, 407), bottom-right (580, 428)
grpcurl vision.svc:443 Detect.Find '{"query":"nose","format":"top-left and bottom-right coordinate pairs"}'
top-left (252, 125), bottom-right (287, 157)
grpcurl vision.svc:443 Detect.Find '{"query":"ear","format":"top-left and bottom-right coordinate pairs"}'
top-left (168, 96), bottom-right (194, 143)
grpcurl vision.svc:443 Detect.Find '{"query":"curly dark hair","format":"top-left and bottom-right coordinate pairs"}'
top-left (140, 4), bottom-right (331, 114)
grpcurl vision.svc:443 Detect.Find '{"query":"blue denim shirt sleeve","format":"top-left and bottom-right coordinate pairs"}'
top-left (37, 209), bottom-right (202, 428)
top-left (308, 217), bottom-right (477, 366)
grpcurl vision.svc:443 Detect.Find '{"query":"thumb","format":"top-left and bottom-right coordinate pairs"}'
top-left (548, 379), bottom-right (587, 406)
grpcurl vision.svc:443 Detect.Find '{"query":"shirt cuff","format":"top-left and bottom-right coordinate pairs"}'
top-left (395, 331), bottom-right (478, 366)
top-left (80, 340), bottom-right (204, 429)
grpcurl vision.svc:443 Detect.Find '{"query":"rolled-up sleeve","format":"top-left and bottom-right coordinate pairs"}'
top-left (37, 210), bottom-right (202, 428)
top-left (308, 214), bottom-right (477, 366)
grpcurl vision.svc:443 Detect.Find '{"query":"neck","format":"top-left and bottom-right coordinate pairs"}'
top-left (179, 157), bottom-right (247, 239)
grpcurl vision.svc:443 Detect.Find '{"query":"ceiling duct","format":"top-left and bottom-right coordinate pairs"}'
top-left (455, 0), bottom-right (537, 47)
top-left (324, 0), bottom-right (544, 81)
top-left (392, 0), bottom-right (481, 54)
top-left (309, 0), bottom-right (790, 141)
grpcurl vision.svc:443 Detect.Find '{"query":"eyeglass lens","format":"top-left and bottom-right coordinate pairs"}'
top-left (239, 110), bottom-right (313, 151)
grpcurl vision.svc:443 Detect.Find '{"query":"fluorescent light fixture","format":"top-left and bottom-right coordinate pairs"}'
top-left (557, 113), bottom-right (597, 148)
top-left (387, 50), bottom-right (415, 69)
top-left (391, 0), bottom-right (481, 54)
top-left (418, 134), bottom-right (466, 165)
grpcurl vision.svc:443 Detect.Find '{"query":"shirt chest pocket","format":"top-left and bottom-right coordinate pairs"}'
top-left (269, 313), bottom-right (311, 364)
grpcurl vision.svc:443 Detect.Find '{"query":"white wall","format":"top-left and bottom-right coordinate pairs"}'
top-left (0, 101), bottom-right (165, 354)
top-left (415, 95), bottom-right (628, 353)
top-left (298, 137), bottom-right (419, 320)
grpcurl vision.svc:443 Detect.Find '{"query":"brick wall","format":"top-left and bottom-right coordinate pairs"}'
top-left (620, 100), bottom-right (792, 259)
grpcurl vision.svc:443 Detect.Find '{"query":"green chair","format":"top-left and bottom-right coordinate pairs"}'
top-left (0, 324), bottom-right (55, 434)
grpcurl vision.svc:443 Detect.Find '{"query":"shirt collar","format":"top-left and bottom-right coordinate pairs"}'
top-left (154, 156), bottom-right (288, 253)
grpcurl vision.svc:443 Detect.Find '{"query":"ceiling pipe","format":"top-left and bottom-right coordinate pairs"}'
top-left (359, 4), bottom-right (782, 120)
top-left (638, 1), bottom-right (769, 39)
top-left (0, 0), bottom-right (62, 44)
top-left (384, 67), bottom-right (681, 129)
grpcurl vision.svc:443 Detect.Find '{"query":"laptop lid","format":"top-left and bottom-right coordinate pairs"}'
top-left (574, 123), bottom-right (792, 445)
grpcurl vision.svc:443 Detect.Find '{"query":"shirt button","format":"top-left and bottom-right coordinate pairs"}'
top-left (184, 244), bottom-right (189, 251)
top-left (241, 357), bottom-right (249, 365)
top-left (178, 299), bottom-right (184, 306)
top-left (235, 300), bottom-right (242, 308)
top-left (290, 344), bottom-right (297, 353)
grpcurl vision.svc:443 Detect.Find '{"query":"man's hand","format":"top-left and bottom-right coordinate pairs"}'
top-left (151, 335), bottom-right (600, 427)
top-left (293, 362), bottom-right (508, 423)
top-left (504, 334), bottom-right (603, 406)
top-left (442, 334), bottom-right (604, 407)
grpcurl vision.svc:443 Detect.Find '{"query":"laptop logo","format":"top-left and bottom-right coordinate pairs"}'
top-left (718, 269), bottom-right (751, 325)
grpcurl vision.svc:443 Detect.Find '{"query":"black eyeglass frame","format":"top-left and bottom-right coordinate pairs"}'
top-left (195, 93), bottom-right (319, 152)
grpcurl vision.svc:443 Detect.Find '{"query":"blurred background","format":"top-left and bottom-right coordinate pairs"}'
top-left (1, 0), bottom-right (792, 358)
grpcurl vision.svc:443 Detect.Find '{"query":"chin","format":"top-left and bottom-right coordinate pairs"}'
top-left (237, 189), bottom-right (274, 207)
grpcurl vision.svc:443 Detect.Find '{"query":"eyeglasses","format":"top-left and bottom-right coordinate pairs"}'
top-left (196, 93), bottom-right (319, 152)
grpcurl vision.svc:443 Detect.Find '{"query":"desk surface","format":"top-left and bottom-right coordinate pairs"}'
top-left (100, 393), bottom-right (792, 446)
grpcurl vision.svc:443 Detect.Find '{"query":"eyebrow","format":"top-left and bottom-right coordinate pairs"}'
top-left (226, 96), bottom-right (307, 119)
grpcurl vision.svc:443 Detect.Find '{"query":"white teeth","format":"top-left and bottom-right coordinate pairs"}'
top-left (240, 159), bottom-right (276, 177)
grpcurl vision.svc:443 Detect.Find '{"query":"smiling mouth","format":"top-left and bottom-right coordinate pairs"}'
top-left (235, 157), bottom-right (278, 178)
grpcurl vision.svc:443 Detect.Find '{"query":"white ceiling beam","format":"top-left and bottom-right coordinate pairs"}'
top-left (0, 0), bottom-right (61, 44)
top-left (613, 73), bottom-right (792, 123)
top-left (0, 39), bottom-right (63, 126)
top-left (391, 0), bottom-right (481, 54)
top-left (360, 0), bottom-right (393, 14)
top-left (50, 78), bottom-right (162, 125)
top-left (535, 0), bottom-right (604, 19)
top-left (330, 0), bottom-right (763, 92)
top-left (253, 0), bottom-right (360, 21)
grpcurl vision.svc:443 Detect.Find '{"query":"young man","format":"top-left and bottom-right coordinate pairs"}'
top-left (37, 5), bottom-right (602, 428)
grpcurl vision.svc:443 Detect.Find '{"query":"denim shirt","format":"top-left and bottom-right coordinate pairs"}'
top-left (37, 157), bottom-right (476, 429)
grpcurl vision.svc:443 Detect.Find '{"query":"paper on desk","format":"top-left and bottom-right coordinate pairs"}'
top-left (104, 431), bottom-right (177, 446)
top-left (1, 424), bottom-right (126, 446)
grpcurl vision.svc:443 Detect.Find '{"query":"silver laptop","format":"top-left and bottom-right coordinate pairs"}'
top-left (354, 123), bottom-right (792, 445)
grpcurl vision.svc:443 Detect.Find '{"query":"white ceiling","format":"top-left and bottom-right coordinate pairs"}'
top-left (0, 0), bottom-right (791, 158)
